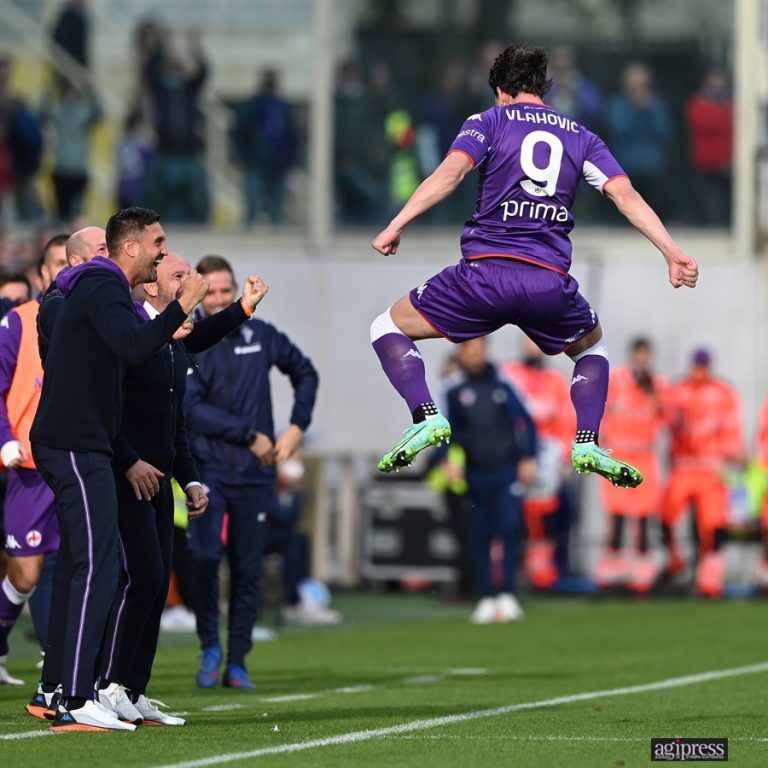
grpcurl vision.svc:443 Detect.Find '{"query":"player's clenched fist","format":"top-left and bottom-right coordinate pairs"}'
top-left (178, 269), bottom-right (209, 313)
top-left (242, 274), bottom-right (269, 312)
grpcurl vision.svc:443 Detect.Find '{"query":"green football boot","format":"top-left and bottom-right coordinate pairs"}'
top-left (571, 441), bottom-right (643, 488)
top-left (378, 414), bottom-right (452, 472)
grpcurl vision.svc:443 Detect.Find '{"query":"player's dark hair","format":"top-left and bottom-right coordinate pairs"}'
top-left (488, 44), bottom-right (552, 98)
top-left (105, 206), bottom-right (161, 255)
top-left (37, 232), bottom-right (70, 276)
top-left (196, 254), bottom-right (235, 278)
top-left (630, 336), bottom-right (652, 352)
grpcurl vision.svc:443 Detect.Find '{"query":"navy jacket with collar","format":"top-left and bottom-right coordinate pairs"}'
top-left (185, 316), bottom-right (318, 486)
top-left (112, 300), bottom-right (250, 487)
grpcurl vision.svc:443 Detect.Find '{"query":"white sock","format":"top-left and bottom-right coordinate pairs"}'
top-left (2, 576), bottom-right (34, 605)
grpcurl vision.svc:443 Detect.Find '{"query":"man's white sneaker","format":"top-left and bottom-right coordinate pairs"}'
top-left (282, 601), bottom-right (342, 626)
top-left (470, 597), bottom-right (498, 624)
top-left (495, 593), bottom-right (524, 622)
top-left (0, 655), bottom-right (24, 685)
top-left (160, 605), bottom-right (197, 633)
top-left (98, 682), bottom-right (143, 724)
top-left (51, 699), bottom-right (137, 732)
top-left (134, 695), bottom-right (186, 726)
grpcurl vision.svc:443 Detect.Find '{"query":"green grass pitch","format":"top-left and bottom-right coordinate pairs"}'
top-left (1, 593), bottom-right (767, 767)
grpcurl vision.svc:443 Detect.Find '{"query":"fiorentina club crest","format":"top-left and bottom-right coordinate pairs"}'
top-left (25, 530), bottom-right (43, 548)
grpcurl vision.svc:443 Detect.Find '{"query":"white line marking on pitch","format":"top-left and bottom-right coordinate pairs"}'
top-left (0, 730), bottom-right (53, 740)
top-left (149, 660), bottom-right (768, 768)
top-left (330, 685), bottom-right (374, 694)
top-left (447, 668), bottom-right (488, 676)
top-left (201, 704), bottom-right (246, 712)
top-left (260, 693), bottom-right (318, 703)
top-left (402, 675), bottom-right (444, 685)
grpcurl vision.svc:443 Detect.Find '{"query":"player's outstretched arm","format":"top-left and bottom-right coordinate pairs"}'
top-left (604, 176), bottom-right (699, 289)
top-left (372, 151), bottom-right (473, 255)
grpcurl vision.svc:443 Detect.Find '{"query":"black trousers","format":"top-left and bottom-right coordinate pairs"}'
top-left (33, 445), bottom-right (120, 699)
top-left (99, 476), bottom-right (174, 696)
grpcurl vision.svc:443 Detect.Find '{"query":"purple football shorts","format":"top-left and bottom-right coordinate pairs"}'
top-left (408, 258), bottom-right (598, 354)
top-left (3, 467), bottom-right (59, 556)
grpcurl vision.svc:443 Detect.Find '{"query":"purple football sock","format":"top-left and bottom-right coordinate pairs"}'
top-left (372, 333), bottom-right (435, 416)
top-left (570, 354), bottom-right (609, 436)
top-left (0, 577), bottom-right (27, 656)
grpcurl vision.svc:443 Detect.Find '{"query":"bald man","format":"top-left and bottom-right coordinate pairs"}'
top-left (95, 252), bottom-right (267, 724)
top-left (37, 226), bottom-right (107, 365)
top-left (65, 225), bottom-right (108, 266)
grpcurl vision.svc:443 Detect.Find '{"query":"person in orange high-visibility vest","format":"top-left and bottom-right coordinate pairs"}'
top-left (754, 397), bottom-right (768, 589)
top-left (502, 338), bottom-right (574, 589)
top-left (595, 338), bottom-right (667, 593)
top-left (663, 348), bottom-right (744, 597)
top-left (0, 234), bottom-right (69, 687)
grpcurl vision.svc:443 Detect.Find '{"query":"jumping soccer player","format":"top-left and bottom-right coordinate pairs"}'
top-left (370, 44), bottom-right (698, 485)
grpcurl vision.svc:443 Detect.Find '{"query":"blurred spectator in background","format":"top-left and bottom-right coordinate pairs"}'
top-left (606, 62), bottom-right (672, 219)
top-left (38, 74), bottom-right (102, 225)
top-left (502, 338), bottom-right (574, 590)
top-left (0, 272), bottom-right (31, 303)
top-left (51, 0), bottom-right (90, 71)
top-left (232, 68), bottom-right (298, 227)
top-left (0, 58), bottom-right (43, 224)
top-left (132, 17), bottom-right (165, 122)
top-left (754, 399), bottom-right (768, 590)
top-left (546, 46), bottom-right (603, 130)
top-left (384, 109), bottom-right (420, 214)
top-left (265, 455), bottom-right (341, 626)
top-left (546, 46), bottom-right (605, 223)
top-left (415, 63), bottom-right (471, 224)
top-left (334, 60), bottom-right (386, 225)
top-left (143, 30), bottom-right (209, 223)
top-left (443, 338), bottom-right (537, 624)
top-left (115, 106), bottom-right (154, 210)
top-left (663, 348), bottom-right (744, 597)
top-left (465, 40), bottom-right (503, 112)
top-left (685, 66), bottom-right (732, 227)
top-left (594, 338), bottom-right (668, 593)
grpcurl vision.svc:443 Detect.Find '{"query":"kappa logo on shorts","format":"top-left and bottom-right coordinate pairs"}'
top-left (403, 349), bottom-right (423, 360)
top-left (416, 283), bottom-right (428, 300)
top-left (25, 530), bottom-right (43, 548)
top-left (571, 374), bottom-right (589, 385)
top-left (5, 534), bottom-right (21, 549)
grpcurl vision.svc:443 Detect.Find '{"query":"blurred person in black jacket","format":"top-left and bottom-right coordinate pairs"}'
top-left (443, 338), bottom-right (537, 624)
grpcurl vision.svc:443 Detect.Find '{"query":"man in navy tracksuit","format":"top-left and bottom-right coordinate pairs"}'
top-left (95, 252), bottom-right (268, 724)
top-left (28, 208), bottom-right (208, 732)
top-left (443, 337), bottom-right (537, 625)
top-left (185, 255), bottom-right (318, 689)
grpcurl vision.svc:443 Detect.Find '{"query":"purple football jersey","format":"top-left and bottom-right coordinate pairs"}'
top-left (449, 102), bottom-right (625, 273)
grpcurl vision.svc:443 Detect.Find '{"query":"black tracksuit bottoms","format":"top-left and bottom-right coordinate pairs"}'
top-left (32, 444), bottom-right (120, 699)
